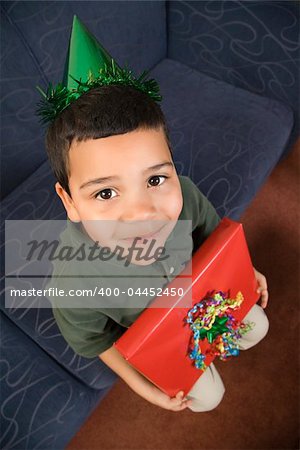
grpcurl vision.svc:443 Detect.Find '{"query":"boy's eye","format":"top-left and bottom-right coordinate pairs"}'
top-left (94, 176), bottom-right (168, 201)
top-left (148, 175), bottom-right (168, 187)
top-left (95, 188), bottom-right (117, 201)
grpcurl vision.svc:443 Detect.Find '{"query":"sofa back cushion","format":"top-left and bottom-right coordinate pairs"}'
top-left (167, 0), bottom-right (299, 145)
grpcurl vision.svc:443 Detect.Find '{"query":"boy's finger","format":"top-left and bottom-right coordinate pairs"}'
top-left (176, 391), bottom-right (184, 398)
top-left (257, 287), bottom-right (268, 295)
top-left (261, 293), bottom-right (268, 308)
top-left (182, 399), bottom-right (193, 409)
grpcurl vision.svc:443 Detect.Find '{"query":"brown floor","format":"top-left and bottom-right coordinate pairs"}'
top-left (67, 138), bottom-right (300, 450)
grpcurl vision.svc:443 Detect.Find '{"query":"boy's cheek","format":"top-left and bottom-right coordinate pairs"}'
top-left (81, 220), bottom-right (114, 245)
top-left (165, 188), bottom-right (183, 219)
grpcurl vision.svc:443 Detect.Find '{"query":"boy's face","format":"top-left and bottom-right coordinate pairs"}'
top-left (56, 127), bottom-right (183, 265)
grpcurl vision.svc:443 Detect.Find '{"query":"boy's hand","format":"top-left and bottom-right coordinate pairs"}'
top-left (253, 267), bottom-right (269, 309)
top-left (100, 346), bottom-right (193, 412)
top-left (150, 386), bottom-right (193, 411)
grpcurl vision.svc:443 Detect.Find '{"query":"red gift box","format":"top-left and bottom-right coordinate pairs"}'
top-left (114, 217), bottom-right (260, 397)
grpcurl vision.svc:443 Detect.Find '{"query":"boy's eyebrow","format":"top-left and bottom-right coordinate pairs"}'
top-left (79, 161), bottom-right (174, 190)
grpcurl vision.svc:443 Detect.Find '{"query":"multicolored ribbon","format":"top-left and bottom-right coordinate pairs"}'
top-left (185, 290), bottom-right (255, 370)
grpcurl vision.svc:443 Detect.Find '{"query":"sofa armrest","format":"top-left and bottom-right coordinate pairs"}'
top-left (0, 311), bottom-right (113, 449)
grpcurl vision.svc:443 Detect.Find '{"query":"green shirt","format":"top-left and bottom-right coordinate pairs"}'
top-left (48, 175), bottom-right (221, 358)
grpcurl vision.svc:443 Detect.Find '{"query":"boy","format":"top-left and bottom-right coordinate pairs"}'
top-left (39, 16), bottom-right (269, 413)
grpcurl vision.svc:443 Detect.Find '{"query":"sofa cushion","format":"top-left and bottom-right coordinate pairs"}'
top-left (0, 311), bottom-right (111, 450)
top-left (1, 0), bottom-right (167, 198)
top-left (167, 0), bottom-right (299, 147)
top-left (1, 56), bottom-right (294, 390)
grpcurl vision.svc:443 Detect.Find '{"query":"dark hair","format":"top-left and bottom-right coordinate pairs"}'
top-left (45, 84), bottom-right (173, 197)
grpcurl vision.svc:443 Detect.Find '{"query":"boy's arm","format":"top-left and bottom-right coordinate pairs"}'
top-left (98, 345), bottom-right (192, 411)
top-left (52, 303), bottom-right (188, 410)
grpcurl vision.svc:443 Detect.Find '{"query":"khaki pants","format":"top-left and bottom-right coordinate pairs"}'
top-left (186, 303), bottom-right (270, 412)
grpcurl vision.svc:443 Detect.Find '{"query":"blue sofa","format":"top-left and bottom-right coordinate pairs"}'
top-left (1, 1), bottom-right (298, 448)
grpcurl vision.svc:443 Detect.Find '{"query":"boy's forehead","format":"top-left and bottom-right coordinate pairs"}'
top-left (68, 128), bottom-right (172, 178)
top-left (71, 127), bottom-right (167, 147)
top-left (70, 128), bottom-right (168, 156)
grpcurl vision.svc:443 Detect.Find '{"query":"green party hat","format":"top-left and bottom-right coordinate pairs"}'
top-left (62, 15), bottom-right (122, 90)
top-left (36, 15), bottom-right (162, 124)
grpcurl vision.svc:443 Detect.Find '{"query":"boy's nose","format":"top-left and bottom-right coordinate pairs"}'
top-left (120, 198), bottom-right (158, 222)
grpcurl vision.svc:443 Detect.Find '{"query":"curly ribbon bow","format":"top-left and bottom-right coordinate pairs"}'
top-left (185, 290), bottom-right (255, 370)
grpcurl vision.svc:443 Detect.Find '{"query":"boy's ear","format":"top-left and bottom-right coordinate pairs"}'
top-left (55, 182), bottom-right (81, 222)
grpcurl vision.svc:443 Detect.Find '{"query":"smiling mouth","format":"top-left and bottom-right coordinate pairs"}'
top-left (121, 225), bottom-right (166, 242)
